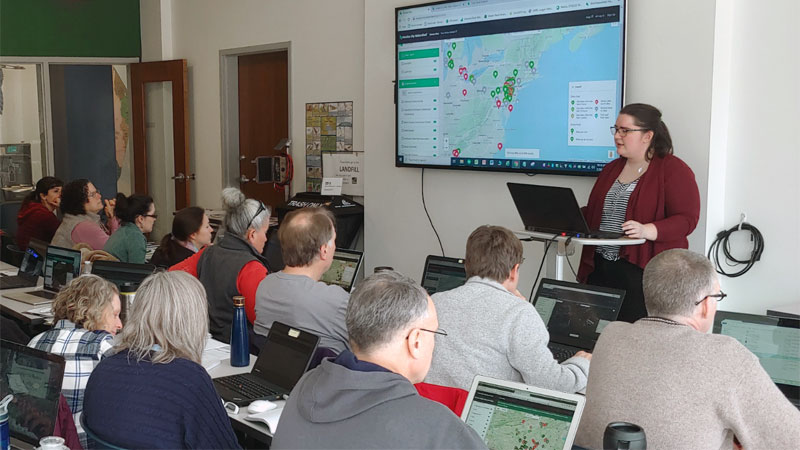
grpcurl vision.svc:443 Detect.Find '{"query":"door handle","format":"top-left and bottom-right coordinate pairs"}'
top-left (240, 174), bottom-right (252, 183)
top-left (172, 173), bottom-right (196, 182)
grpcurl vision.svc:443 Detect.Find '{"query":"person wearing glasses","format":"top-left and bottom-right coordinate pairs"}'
top-left (103, 194), bottom-right (156, 263)
top-left (52, 179), bottom-right (119, 250)
top-left (575, 249), bottom-right (800, 448)
top-left (254, 207), bottom-right (350, 354)
top-left (425, 225), bottom-right (590, 393)
top-left (272, 270), bottom-right (487, 450)
top-left (170, 187), bottom-right (270, 343)
top-left (577, 103), bottom-right (701, 323)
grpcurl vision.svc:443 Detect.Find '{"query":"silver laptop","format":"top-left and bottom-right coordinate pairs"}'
top-left (320, 249), bottom-right (363, 293)
top-left (6, 245), bottom-right (81, 305)
top-left (533, 278), bottom-right (625, 362)
top-left (461, 375), bottom-right (586, 450)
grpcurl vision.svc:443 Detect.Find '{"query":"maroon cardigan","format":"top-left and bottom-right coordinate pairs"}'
top-left (16, 201), bottom-right (61, 249)
top-left (577, 154), bottom-right (700, 281)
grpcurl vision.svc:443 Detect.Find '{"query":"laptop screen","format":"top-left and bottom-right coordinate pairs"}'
top-left (533, 279), bottom-right (625, 350)
top-left (252, 322), bottom-right (319, 392)
top-left (43, 245), bottom-right (81, 291)
top-left (462, 377), bottom-right (585, 450)
top-left (421, 255), bottom-right (466, 295)
top-left (320, 249), bottom-right (363, 292)
top-left (713, 311), bottom-right (800, 405)
top-left (90, 261), bottom-right (156, 288)
top-left (0, 340), bottom-right (66, 445)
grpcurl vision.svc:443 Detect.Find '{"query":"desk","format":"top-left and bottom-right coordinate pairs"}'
top-left (1, 262), bottom-right (50, 328)
top-left (516, 231), bottom-right (645, 280)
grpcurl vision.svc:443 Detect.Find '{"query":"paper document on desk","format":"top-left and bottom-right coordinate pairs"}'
top-left (202, 339), bottom-right (230, 370)
top-left (246, 401), bottom-right (286, 433)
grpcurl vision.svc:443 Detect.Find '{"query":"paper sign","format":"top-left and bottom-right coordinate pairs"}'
top-left (321, 177), bottom-right (343, 196)
top-left (322, 152), bottom-right (364, 196)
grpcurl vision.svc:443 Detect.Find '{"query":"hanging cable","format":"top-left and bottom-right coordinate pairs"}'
top-left (421, 168), bottom-right (445, 257)
top-left (707, 221), bottom-right (764, 278)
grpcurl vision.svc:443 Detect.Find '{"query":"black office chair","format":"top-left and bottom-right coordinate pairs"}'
top-left (3, 243), bottom-right (25, 267)
top-left (80, 414), bottom-right (127, 450)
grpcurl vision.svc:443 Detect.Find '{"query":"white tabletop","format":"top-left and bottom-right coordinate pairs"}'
top-left (0, 269), bottom-right (51, 325)
top-left (516, 230), bottom-right (646, 246)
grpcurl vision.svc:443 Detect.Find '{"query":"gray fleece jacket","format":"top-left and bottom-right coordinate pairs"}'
top-left (271, 358), bottom-right (487, 450)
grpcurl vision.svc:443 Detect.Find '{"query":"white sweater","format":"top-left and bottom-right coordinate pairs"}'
top-left (425, 277), bottom-right (590, 392)
top-left (575, 319), bottom-right (800, 450)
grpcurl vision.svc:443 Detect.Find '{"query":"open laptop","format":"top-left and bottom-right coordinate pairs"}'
top-left (90, 260), bottom-right (157, 288)
top-left (533, 278), bottom-right (626, 362)
top-left (0, 340), bottom-right (66, 449)
top-left (320, 249), bottom-right (363, 293)
top-left (0, 239), bottom-right (48, 290)
top-left (420, 255), bottom-right (467, 295)
top-left (507, 182), bottom-right (625, 239)
top-left (213, 321), bottom-right (320, 406)
top-left (461, 375), bottom-right (586, 450)
top-left (713, 311), bottom-right (800, 409)
top-left (5, 245), bottom-right (81, 305)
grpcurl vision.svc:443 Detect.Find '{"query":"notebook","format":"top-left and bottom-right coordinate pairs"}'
top-left (213, 321), bottom-right (320, 406)
top-left (533, 278), bottom-right (626, 362)
top-left (0, 339), bottom-right (67, 447)
top-left (420, 255), bottom-right (467, 295)
top-left (0, 239), bottom-right (48, 290)
top-left (461, 375), bottom-right (586, 450)
top-left (320, 249), bottom-right (363, 293)
top-left (5, 245), bottom-right (81, 305)
top-left (507, 182), bottom-right (625, 239)
top-left (90, 260), bottom-right (157, 289)
top-left (713, 311), bottom-right (800, 409)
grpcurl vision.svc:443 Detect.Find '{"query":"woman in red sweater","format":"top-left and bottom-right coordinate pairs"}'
top-left (577, 104), bottom-right (700, 322)
top-left (16, 176), bottom-right (64, 249)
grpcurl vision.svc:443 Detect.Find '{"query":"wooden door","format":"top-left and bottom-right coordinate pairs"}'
top-left (130, 59), bottom-right (191, 209)
top-left (238, 51), bottom-right (289, 209)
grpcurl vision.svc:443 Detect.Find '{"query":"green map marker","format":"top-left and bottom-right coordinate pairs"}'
top-left (448, 60), bottom-right (454, 69)
top-left (491, 90), bottom-right (496, 97)
top-left (452, 43), bottom-right (456, 49)
top-left (493, 70), bottom-right (498, 78)
top-left (447, 51), bottom-right (452, 58)
top-left (513, 69), bottom-right (518, 76)
top-left (571, 100), bottom-right (575, 105)
top-left (529, 61), bottom-right (534, 68)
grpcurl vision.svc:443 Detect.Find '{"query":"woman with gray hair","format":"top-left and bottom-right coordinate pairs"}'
top-left (82, 271), bottom-right (240, 449)
top-left (27, 274), bottom-right (121, 448)
top-left (171, 187), bottom-right (271, 342)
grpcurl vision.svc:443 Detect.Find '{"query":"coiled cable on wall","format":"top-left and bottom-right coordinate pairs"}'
top-left (707, 221), bottom-right (764, 278)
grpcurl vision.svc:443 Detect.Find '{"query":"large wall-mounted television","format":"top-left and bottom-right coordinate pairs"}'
top-left (395, 0), bottom-right (627, 176)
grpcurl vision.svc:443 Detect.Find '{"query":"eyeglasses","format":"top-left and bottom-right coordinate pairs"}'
top-left (610, 126), bottom-right (649, 137)
top-left (246, 201), bottom-right (267, 230)
top-left (695, 290), bottom-right (727, 306)
top-left (86, 190), bottom-right (101, 198)
top-left (406, 327), bottom-right (448, 340)
top-left (143, 214), bottom-right (158, 219)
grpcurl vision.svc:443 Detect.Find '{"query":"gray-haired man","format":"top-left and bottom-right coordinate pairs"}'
top-left (272, 271), bottom-right (487, 449)
top-left (576, 249), bottom-right (800, 449)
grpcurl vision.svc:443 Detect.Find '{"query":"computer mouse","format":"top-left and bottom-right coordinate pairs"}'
top-left (247, 399), bottom-right (277, 414)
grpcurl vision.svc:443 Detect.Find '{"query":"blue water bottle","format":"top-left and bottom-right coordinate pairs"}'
top-left (230, 296), bottom-right (250, 367)
top-left (1, 394), bottom-right (12, 450)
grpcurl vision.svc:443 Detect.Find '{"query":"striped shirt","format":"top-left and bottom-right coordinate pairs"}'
top-left (28, 319), bottom-right (114, 447)
top-left (596, 178), bottom-right (639, 260)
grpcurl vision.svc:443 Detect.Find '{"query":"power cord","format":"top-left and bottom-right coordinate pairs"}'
top-left (707, 222), bottom-right (764, 278)
top-left (528, 234), bottom-right (558, 303)
top-left (421, 168), bottom-right (445, 257)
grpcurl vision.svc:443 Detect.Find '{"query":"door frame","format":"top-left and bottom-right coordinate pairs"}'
top-left (219, 42), bottom-right (292, 195)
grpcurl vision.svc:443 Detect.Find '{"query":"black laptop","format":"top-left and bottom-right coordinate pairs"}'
top-left (213, 321), bottom-right (320, 406)
top-left (507, 182), bottom-right (625, 239)
top-left (713, 311), bottom-right (800, 409)
top-left (90, 260), bottom-right (157, 288)
top-left (420, 255), bottom-right (467, 295)
top-left (0, 239), bottom-right (48, 290)
top-left (319, 249), bottom-right (364, 293)
top-left (5, 245), bottom-right (82, 304)
top-left (0, 340), bottom-right (67, 448)
top-left (533, 278), bottom-right (626, 362)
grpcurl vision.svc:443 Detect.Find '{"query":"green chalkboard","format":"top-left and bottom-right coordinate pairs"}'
top-left (0, 0), bottom-right (140, 58)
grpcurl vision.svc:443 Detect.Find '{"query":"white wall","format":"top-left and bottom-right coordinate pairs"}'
top-left (0, 65), bottom-right (44, 182)
top-left (364, 0), bottom-right (715, 298)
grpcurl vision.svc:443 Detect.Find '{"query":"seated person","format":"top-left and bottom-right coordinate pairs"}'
top-left (272, 271), bottom-right (487, 449)
top-left (16, 176), bottom-right (63, 249)
top-left (575, 249), bottom-right (800, 448)
top-left (82, 271), bottom-right (240, 449)
top-left (254, 207), bottom-right (349, 353)
top-left (170, 187), bottom-right (270, 342)
top-left (103, 193), bottom-right (156, 263)
top-left (27, 275), bottom-right (122, 447)
top-left (425, 225), bottom-right (590, 392)
top-left (52, 179), bottom-right (119, 250)
top-left (150, 206), bottom-right (213, 267)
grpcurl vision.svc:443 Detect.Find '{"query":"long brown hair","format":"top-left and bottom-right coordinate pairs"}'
top-left (619, 103), bottom-right (674, 160)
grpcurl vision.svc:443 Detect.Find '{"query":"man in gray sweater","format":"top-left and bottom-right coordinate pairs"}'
top-left (426, 225), bottom-right (590, 392)
top-left (272, 271), bottom-right (487, 449)
top-left (575, 249), bottom-right (800, 449)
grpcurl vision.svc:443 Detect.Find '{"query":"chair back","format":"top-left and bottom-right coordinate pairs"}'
top-left (80, 413), bottom-right (127, 450)
top-left (415, 382), bottom-right (469, 416)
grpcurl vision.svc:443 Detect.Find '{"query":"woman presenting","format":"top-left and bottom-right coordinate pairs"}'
top-left (577, 103), bottom-right (700, 322)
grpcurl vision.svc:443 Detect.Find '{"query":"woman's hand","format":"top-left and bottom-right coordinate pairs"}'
top-left (104, 198), bottom-right (116, 219)
top-left (622, 220), bottom-right (657, 240)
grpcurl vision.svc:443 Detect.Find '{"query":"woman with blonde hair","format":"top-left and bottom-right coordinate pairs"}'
top-left (27, 274), bottom-right (122, 447)
top-left (82, 271), bottom-right (240, 449)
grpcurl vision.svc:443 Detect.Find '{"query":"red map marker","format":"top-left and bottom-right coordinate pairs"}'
top-left (497, 143), bottom-right (503, 150)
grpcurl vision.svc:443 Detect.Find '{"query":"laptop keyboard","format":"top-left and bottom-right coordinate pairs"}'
top-left (548, 343), bottom-right (578, 363)
top-left (29, 290), bottom-right (57, 300)
top-left (215, 374), bottom-right (280, 400)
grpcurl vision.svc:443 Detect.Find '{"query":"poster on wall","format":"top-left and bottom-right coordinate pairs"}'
top-left (322, 152), bottom-right (364, 196)
top-left (305, 101), bottom-right (353, 192)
